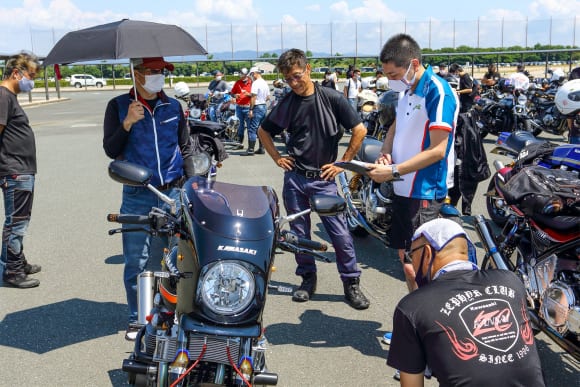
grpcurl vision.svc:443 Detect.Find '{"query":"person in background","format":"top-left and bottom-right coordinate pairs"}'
top-left (245, 67), bottom-right (269, 155)
top-left (449, 63), bottom-right (475, 113)
top-left (258, 48), bottom-right (370, 310)
top-left (321, 69), bottom-right (336, 89)
top-left (344, 68), bottom-right (362, 112)
top-left (103, 57), bottom-right (195, 340)
top-left (435, 63), bottom-right (448, 78)
top-left (481, 63), bottom-right (501, 89)
top-left (564, 67), bottom-right (580, 144)
top-left (0, 51), bottom-right (42, 289)
top-left (206, 70), bottom-right (229, 122)
top-left (387, 218), bottom-right (545, 387)
top-left (230, 68), bottom-right (253, 148)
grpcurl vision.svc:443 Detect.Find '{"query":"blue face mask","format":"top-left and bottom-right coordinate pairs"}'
top-left (18, 72), bottom-right (35, 93)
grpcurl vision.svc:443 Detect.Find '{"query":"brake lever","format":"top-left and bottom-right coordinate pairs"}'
top-left (108, 227), bottom-right (148, 236)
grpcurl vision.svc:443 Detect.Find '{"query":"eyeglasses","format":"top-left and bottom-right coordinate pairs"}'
top-left (284, 70), bottom-right (306, 83)
top-left (403, 244), bottom-right (427, 264)
top-left (135, 67), bottom-right (163, 75)
top-left (19, 69), bottom-right (36, 79)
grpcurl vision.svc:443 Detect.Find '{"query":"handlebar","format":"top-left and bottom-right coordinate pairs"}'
top-left (107, 213), bottom-right (150, 224)
top-left (281, 230), bottom-right (328, 252)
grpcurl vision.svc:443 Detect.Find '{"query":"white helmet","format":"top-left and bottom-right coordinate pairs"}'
top-left (555, 79), bottom-right (580, 116)
top-left (375, 77), bottom-right (389, 91)
top-left (174, 81), bottom-right (190, 98)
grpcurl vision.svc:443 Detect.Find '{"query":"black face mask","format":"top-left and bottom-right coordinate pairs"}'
top-left (414, 247), bottom-right (435, 288)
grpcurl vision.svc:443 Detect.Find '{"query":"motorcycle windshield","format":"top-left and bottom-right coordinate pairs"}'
top-left (182, 176), bottom-right (277, 239)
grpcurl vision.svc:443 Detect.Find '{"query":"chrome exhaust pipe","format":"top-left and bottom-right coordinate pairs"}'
top-left (137, 271), bottom-right (155, 325)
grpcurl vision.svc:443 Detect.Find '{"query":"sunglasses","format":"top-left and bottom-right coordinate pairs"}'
top-left (284, 70), bottom-right (306, 83)
top-left (403, 244), bottom-right (427, 264)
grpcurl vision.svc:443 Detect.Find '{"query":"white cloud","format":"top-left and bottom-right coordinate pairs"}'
top-left (529, 0), bottom-right (580, 18)
top-left (281, 14), bottom-right (300, 25)
top-left (329, 0), bottom-right (404, 22)
top-left (306, 4), bottom-right (321, 12)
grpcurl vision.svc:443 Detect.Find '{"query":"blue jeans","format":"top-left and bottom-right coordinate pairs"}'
top-left (282, 171), bottom-right (361, 281)
top-left (236, 105), bottom-right (251, 140)
top-left (120, 185), bottom-right (181, 322)
top-left (248, 104), bottom-right (267, 142)
top-left (348, 98), bottom-right (357, 112)
top-left (1, 175), bottom-right (35, 278)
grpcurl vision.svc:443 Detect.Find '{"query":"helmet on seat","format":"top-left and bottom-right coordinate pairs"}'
top-left (555, 79), bottom-right (580, 116)
top-left (377, 90), bottom-right (399, 128)
top-left (174, 81), bottom-right (190, 98)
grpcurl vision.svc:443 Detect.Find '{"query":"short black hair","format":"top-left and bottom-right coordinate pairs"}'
top-left (277, 49), bottom-right (308, 74)
top-left (449, 63), bottom-right (462, 73)
top-left (379, 33), bottom-right (422, 67)
top-left (439, 63), bottom-right (447, 69)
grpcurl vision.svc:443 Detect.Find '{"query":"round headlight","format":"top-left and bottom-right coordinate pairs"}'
top-left (191, 152), bottom-right (211, 176)
top-left (199, 262), bottom-right (255, 315)
top-left (517, 94), bottom-right (528, 105)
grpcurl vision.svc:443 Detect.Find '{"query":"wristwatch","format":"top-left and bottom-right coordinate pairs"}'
top-left (391, 165), bottom-right (400, 179)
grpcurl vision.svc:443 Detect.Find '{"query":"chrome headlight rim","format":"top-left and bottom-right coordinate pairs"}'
top-left (198, 261), bottom-right (256, 316)
top-left (191, 151), bottom-right (212, 176)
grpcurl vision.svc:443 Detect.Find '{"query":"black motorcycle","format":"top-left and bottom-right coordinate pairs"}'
top-left (527, 87), bottom-right (568, 137)
top-left (107, 160), bottom-right (344, 386)
top-left (472, 81), bottom-right (541, 138)
top-left (174, 82), bottom-right (243, 152)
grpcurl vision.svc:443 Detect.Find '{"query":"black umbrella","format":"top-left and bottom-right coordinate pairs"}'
top-left (43, 19), bottom-right (207, 65)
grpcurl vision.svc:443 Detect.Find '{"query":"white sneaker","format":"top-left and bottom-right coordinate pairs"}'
top-left (382, 331), bottom-right (392, 345)
top-left (393, 369), bottom-right (400, 381)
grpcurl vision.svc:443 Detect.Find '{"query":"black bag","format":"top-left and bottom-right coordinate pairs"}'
top-left (456, 113), bottom-right (491, 182)
top-left (501, 166), bottom-right (580, 216)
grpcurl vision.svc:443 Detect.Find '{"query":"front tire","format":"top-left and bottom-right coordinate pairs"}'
top-left (74, 82), bottom-right (82, 88)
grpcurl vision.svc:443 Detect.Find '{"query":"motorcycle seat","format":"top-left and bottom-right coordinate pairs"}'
top-left (505, 131), bottom-right (546, 153)
top-left (189, 120), bottom-right (226, 136)
top-left (531, 213), bottom-right (580, 233)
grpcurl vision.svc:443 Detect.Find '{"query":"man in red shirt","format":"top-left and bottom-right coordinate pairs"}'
top-left (230, 68), bottom-right (253, 149)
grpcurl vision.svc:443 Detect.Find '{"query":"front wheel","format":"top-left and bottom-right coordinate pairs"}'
top-left (485, 177), bottom-right (510, 226)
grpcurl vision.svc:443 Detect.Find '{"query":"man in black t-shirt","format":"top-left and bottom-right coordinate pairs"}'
top-left (0, 52), bottom-right (42, 289)
top-left (482, 63), bottom-right (501, 89)
top-left (387, 218), bottom-right (545, 386)
top-left (258, 48), bottom-right (370, 310)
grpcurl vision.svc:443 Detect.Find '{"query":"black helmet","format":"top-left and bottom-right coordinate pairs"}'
top-left (569, 66), bottom-right (580, 81)
top-left (377, 90), bottom-right (399, 128)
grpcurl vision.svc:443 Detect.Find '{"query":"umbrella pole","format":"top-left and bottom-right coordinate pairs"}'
top-left (130, 61), bottom-right (137, 100)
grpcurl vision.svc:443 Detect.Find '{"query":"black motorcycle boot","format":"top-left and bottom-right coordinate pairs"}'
top-left (255, 140), bottom-right (265, 155)
top-left (3, 273), bottom-right (40, 289)
top-left (343, 277), bottom-right (370, 310)
top-left (24, 263), bottom-right (42, 275)
top-left (242, 140), bottom-right (256, 156)
top-left (292, 272), bottom-right (317, 302)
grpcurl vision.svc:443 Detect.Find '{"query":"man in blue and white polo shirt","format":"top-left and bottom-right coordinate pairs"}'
top-left (367, 33), bottom-right (459, 293)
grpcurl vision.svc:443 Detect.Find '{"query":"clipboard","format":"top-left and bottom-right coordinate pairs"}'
top-left (334, 160), bottom-right (372, 176)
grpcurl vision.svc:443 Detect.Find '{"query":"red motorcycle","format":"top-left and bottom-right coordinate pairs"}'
top-left (477, 163), bottom-right (580, 361)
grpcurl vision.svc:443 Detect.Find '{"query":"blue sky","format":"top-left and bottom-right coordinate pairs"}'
top-left (1, 0), bottom-right (579, 56)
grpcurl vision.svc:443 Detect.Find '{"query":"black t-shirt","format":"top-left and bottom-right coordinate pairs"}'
top-left (387, 269), bottom-right (545, 387)
top-left (0, 87), bottom-right (36, 175)
top-left (459, 73), bottom-right (475, 106)
top-left (261, 83), bottom-right (360, 171)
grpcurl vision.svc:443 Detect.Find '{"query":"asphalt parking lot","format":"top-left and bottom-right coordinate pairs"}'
top-left (0, 89), bottom-right (578, 386)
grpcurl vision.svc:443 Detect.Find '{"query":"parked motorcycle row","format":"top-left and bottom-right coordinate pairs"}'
top-left (106, 71), bottom-right (578, 385)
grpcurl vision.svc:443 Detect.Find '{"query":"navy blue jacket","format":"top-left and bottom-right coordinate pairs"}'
top-left (103, 90), bottom-right (194, 187)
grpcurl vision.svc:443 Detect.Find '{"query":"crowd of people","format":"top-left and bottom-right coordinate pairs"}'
top-left (6, 31), bottom-right (575, 384)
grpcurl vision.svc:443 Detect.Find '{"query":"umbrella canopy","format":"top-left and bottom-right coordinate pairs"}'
top-left (43, 19), bottom-right (207, 66)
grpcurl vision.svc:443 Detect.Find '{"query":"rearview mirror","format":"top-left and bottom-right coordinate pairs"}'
top-left (310, 194), bottom-right (346, 216)
top-left (108, 160), bottom-right (153, 187)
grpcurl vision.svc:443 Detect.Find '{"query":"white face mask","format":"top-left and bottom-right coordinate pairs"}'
top-left (215, 76), bottom-right (222, 81)
top-left (389, 62), bottom-right (416, 93)
top-left (142, 74), bottom-right (165, 93)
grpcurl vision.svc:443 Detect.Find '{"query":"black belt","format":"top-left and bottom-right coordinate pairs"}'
top-left (294, 168), bottom-right (323, 179)
top-left (156, 176), bottom-right (185, 191)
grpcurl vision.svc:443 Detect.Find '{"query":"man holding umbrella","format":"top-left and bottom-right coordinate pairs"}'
top-left (103, 57), bottom-right (195, 340)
